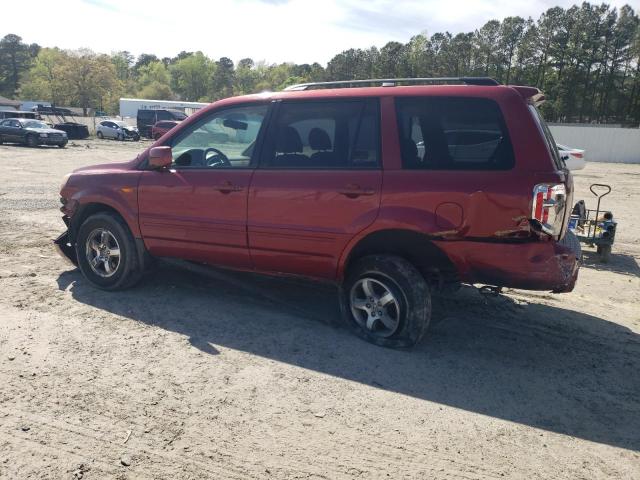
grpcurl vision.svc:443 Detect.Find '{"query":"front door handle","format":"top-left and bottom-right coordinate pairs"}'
top-left (338, 184), bottom-right (375, 198)
top-left (212, 181), bottom-right (243, 194)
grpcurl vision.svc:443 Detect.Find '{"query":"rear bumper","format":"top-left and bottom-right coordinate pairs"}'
top-left (436, 239), bottom-right (579, 293)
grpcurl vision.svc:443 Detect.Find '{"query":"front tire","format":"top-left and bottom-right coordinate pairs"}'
top-left (75, 212), bottom-right (143, 290)
top-left (25, 134), bottom-right (38, 147)
top-left (340, 255), bottom-right (431, 348)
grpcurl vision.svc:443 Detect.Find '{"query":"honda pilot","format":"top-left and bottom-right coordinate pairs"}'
top-left (55, 77), bottom-right (579, 348)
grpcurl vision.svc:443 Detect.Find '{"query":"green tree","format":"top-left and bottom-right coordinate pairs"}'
top-left (170, 52), bottom-right (213, 101)
top-left (0, 34), bottom-right (39, 97)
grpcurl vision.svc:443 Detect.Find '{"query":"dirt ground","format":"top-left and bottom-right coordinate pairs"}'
top-left (0, 138), bottom-right (638, 479)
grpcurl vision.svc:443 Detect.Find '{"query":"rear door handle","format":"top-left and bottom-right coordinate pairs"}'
top-left (337, 184), bottom-right (375, 198)
top-left (212, 181), bottom-right (243, 194)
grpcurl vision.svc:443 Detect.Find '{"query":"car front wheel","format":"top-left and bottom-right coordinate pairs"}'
top-left (340, 255), bottom-right (431, 348)
top-left (25, 134), bottom-right (38, 147)
top-left (75, 212), bottom-right (143, 290)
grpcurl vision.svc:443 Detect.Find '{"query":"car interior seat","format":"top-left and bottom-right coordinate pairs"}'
top-left (308, 127), bottom-right (337, 166)
top-left (273, 126), bottom-right (308, 167)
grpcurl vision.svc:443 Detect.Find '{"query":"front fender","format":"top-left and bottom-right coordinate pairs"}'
top-left (65, 171), bottom-right (142, 239)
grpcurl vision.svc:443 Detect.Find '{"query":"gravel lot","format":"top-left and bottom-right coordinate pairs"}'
top-left (0, 139), bottom-right (639, 479)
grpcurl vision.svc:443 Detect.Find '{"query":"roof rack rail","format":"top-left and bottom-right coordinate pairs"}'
top-left (283, 77), bottom-right (500, 91)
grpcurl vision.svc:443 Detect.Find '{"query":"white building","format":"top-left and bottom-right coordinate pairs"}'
top-left (119, 98), bottom-right (209, 118)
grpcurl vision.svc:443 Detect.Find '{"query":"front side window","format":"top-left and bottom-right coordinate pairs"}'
top-left (169, 104), bottom-right (268, 169)
top-left (397, 97), bottom-right (514, 170)
top-left (261, 99), bottom-right (380, 169)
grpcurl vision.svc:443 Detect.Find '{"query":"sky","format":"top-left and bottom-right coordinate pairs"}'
top-left (3, 0), bottom-right (637, 65)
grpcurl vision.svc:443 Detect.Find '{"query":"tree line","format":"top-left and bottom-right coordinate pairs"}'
top-left (1, 2), bottom-right (639, 124)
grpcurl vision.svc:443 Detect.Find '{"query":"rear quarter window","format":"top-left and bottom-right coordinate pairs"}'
top-left (396, 97), bottom-right (515, 170)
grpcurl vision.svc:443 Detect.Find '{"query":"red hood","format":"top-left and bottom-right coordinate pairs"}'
top-left (74, 156), bottom-right (141, 173)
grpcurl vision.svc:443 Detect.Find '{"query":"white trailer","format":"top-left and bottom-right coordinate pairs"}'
top-left (119, 98), bottom-right (209, 118)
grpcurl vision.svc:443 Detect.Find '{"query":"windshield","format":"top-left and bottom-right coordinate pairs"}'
top-left (115, 121), bottom-right (128, 127)
top-left (23, 121), bottom-right (49, 129)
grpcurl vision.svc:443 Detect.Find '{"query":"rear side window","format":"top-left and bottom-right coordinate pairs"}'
top-left (396, 97), bottom-right (514, 170)
top-left (261, 99), bottom-right (380, 169)
top-left (528, 105), bottom-right (563, 170)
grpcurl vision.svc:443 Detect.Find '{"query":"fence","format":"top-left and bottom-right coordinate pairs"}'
top-left (549, 124), bottom-right (640, 164)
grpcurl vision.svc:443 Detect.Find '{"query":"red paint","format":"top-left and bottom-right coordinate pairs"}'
top-left (59, 84), bottom-right (578, 292)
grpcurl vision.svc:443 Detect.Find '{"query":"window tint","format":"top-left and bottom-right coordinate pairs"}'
top-left (138, 110), bottom-right (154, 120)
top-left (529, 105), bottom-right (563, 170)
top-left (396, 97), bottom-right (514, 170)
top-left (262, 100), bottom-right (380, 169)
top-left (169, 104), bottom-right (268, 169)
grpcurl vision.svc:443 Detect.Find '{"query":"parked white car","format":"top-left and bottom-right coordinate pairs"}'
top-left (557, 143), bottom-right (586, 170)
top-left (96, 120), bottom-right (140, 141)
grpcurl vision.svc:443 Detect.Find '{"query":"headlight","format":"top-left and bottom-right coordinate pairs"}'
top-left (40, 133), bottom-right (48, 137)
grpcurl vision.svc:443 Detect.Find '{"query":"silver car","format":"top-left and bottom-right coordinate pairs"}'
top-left (96, 120), bottom-right (140, 141)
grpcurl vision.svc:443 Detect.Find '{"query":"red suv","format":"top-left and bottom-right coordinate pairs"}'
top-left (55, 77), bottom-right (579, 348)
top-left (151, 120), bottom-right (181, 140)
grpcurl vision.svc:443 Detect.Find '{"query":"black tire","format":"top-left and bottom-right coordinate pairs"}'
top-left (340, 255), bottom-right (431, 348)
top-left (25, 134), bottom-right (38, 147)
top-left (96, 131), bottom-right (103, 139)
top-left (75, 212), bottom-right (144, 290)
top-left (58, 141), bottom-right (67, 148)
top-left (559, 230), bottom-right (582, 263)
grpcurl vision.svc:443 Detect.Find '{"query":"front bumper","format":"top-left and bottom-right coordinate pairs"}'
top-left (39, 136), bottom-right (67, 145)
top-left (53, 230), bottom-right (78, 266)
top-left (436, 239), bottom-right (579, 293)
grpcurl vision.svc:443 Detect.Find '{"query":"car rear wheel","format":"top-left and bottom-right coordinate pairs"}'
top-left (96, 131), bottom-right (103, 139)
top-left (75, 213), bottom-right (144, 290)
top-left (340, 255), bottom-right (431, 348)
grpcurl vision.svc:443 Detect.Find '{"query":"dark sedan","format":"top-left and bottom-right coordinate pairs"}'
top-left (0, 118), bottom-right (68, 148)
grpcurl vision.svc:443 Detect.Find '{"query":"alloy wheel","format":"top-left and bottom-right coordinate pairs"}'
top-left (349, 277), bottom-right (401, 337)
top-left (85, 228), bottom-right (121, 278)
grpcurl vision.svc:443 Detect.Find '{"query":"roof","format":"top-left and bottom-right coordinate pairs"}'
top-left (0, 96), bottom-right (20, 108)
top-left (208, 84), bottom-right (527, 109)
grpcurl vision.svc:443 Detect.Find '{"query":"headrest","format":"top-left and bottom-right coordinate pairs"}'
top-left (308, 128), bottom-right (332, 151)
top-left (276, 126), bottom-right (303, 153)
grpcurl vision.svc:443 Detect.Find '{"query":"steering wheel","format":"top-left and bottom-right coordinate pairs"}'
top-left (204, 147), bottom-right (231, 167)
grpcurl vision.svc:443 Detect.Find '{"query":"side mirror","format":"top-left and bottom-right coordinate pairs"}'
top-left (149, 146), bottom-right (172, 169)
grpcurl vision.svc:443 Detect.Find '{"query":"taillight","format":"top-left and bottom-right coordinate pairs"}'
top-left (532, 184), bottom-right (567, 236)
top-left (571, 152), bottom-right (583, 158)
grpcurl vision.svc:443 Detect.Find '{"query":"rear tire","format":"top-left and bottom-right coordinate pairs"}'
top-left (340, 255), bottom-right (431, 348)
top-left (75, 212), bottom-right (144, 290)
top-left (96, 131), bottom-right (103, 139)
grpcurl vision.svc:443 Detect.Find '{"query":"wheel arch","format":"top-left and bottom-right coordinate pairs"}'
top-left (338, 228), bottom-right (459, 290)
top-left (69, 202), bottom-right (133, 243)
